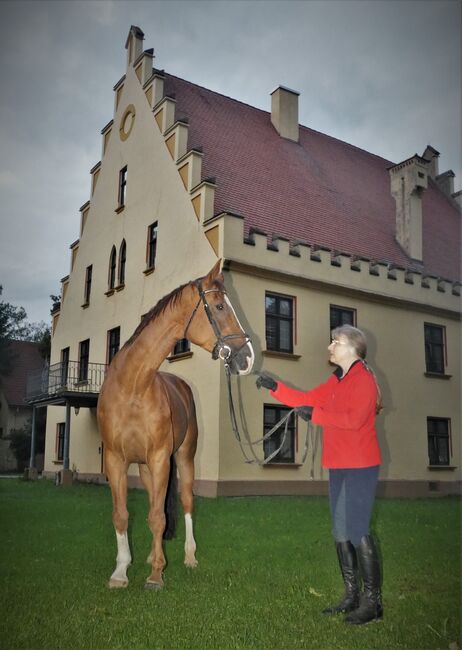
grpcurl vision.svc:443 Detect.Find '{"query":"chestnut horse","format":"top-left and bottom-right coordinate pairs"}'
top-left (97, 261), bottom-right (254, 589)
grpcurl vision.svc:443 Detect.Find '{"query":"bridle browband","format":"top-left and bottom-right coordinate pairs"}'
top-left (183, 280), bottom-right (251, 364)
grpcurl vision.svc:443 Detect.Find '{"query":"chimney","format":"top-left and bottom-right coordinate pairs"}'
top-left (125, 25), bottom-right (144, 67)
top-left (271, 86), bottom-right (299, 143)
top-left (388, 154), bottom-right (430, 261)
top-left (436, 170), bottom-right (455, 196)
top-left (422, 145), bottom-right (440, 179)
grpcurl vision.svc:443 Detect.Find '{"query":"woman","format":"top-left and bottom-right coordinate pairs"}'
top-left (256, 324), bottom-right (383, 625)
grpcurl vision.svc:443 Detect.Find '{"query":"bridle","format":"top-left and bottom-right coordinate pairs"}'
top-left (183, 279), bottom-right (319, 469)
top-left (183, 280), bottom-right (252, 364)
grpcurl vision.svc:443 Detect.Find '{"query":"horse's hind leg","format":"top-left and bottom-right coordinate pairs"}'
top-left (176, 421), bottom-right (198, 568)
top-left (105, 449), bottom-right (131, 588)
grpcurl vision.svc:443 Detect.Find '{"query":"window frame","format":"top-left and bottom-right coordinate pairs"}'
top-left (263, 405), bottom-right (296, 464)
top-left (265, 291), bottom-right (295, 354)
top-left (107, 327), bottom-right (121, 365)
top-left (108, 246), bottom-right (117, 291)
top-left (427, 417), bottom-right (452, 467)
top-left (330, 304), bottom-right (357, 332)
top-left (84, 264), bottom-right (92, 305)
top-left (118, 165), bottom-right (128, 207)
top-left (78, 339), bottom-right (90, 382)
top-left (146, 222), bottom-right (158, 270)
top-left (118, 240), bottom-right (126, 286)
top-left (60, 347), bottom-right (70, 388)
top-left (424, 323), bottom-right (447, 374)
top-left (56, 422), bottom-right (65, 462)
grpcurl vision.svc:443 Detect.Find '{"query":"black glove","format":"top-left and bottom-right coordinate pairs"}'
top-left (256, 373), bottom-right (277, 391)
top-left (296, 406), bottom-right (313, 422)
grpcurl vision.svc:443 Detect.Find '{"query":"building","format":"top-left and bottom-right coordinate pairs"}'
top-left (1, 340), bottom-right (45, 472)
top-left (36, 26), bottom-right (461, 496)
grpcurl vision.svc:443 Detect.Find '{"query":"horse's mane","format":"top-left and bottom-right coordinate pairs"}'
top-left (123, 275), bottom-right (226, 349)
top-left (123, 280), bottom-right (194, 348)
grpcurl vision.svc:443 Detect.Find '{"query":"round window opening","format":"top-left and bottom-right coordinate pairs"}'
top-left (119, 105), bottom-right (136, 141)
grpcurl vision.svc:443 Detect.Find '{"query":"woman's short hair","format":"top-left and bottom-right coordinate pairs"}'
top-left (331, 324), bottom-right (367, 359)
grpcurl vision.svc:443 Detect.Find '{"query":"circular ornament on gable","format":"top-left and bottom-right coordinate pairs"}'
top-left (119, 104), bottom-right (136, 141)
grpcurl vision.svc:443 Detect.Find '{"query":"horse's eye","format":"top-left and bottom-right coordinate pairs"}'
top-left (216, 303), bottom-right (224, 311)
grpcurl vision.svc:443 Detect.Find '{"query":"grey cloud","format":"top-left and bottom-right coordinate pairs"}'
top-left (0, 0), bottom-right (460, 323)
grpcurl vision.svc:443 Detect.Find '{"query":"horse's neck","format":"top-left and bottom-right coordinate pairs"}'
top-left (120, 311), bottom-right (184, 390)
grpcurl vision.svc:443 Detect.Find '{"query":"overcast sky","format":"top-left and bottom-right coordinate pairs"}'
top-left (0, 0), bottom-right (460, 325)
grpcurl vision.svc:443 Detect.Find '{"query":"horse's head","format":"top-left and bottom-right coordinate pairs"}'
top-left (184, 260), bottom-right (255, 375)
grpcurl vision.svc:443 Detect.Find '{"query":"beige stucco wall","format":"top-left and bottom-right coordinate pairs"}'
top-left (208, 214), bottom-right (460, 488)
top-left (44, 59), bottom-right (219, 478)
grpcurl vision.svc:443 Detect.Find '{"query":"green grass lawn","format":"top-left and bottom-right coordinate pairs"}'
top-left (0, 479), bottom-right (460, 650)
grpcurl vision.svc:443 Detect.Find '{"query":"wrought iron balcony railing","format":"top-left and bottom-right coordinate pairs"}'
top-left (26, 360), bottom-right (107, 402)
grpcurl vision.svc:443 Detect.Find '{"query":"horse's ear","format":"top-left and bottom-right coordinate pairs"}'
top-left (205, 259), bottom-right (222, 282)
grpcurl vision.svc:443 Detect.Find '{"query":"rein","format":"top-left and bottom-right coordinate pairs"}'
top-left (183, 278), bottom-right (320, 470)
top-left (223, 364), bottom-right (320, 468)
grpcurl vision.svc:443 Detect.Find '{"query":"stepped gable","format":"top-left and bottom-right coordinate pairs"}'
top-left (163, 73), bottom-right (461, 282)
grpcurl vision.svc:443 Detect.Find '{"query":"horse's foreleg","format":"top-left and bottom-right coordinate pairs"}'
top-left (176, 439), bottom-right (198, 568)
top-left (144, 453), bottom-right (170, 589)
top-left (138, 464), bottom-right (154, 564)
top-left (106, 450), bottom-right (131, 589)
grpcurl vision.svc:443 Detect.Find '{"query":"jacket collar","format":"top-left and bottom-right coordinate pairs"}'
top-left (333, 358), bottom-right (362, 381)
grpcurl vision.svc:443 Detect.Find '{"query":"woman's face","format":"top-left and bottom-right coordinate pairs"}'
top-left (327, 334), bottom-right (355, 365)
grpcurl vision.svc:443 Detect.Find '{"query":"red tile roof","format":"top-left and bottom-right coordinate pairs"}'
top-left (164, 73), bottom-right (461, 282)
top-left (0, 341), bottom-right (44, 406)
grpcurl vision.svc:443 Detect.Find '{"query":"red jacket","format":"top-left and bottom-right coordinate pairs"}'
top-left (271, 361), bottom-right (381, 469)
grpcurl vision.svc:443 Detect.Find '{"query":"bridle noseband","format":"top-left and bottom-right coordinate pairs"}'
top-left (183, 280), bottom-right (251, 364)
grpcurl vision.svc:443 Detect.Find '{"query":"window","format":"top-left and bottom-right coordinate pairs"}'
top-left (424, 323), bottom-right (446, 374)
top-left (118, 165), bottom-right (127, 207)
top-left (107, 327), bottom-right (120, 364)
top-left (84, 265), bottom-right (92, 304)
top-left (330, 305), bottom-right (356, 331)
top-left (118, 240), bottom-right (126, 286)
top-left (108, 246), bottom-right (117, 290)
top-left (263, 405), bottom-right (296, 463)
top-left (427, 418), bottom-right (451, 466)
top-left (78, 339), bottom-right (90, 382)
top-left (147, 222), bottom-right (158, 269)
top-left (60, 347), bottom-right (70, 387)
top-left (173, 338), bottom-right (190, 356)
top-left (265, 292), bottom-right (294, 353)
top-left (56, 423), bottom-right (65, 462)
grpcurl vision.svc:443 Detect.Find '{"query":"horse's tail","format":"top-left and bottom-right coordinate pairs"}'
top-left (163, 455), bottom-right (177, 540)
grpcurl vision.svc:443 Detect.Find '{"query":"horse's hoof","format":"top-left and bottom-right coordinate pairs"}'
top-left (108, 578), bottom-right (128, 589)
top-left (144, 580), bottom-right (163, 591)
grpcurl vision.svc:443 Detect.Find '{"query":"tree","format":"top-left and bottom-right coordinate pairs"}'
top-left (0, 287), bottom-right (52, 371)
top-left (9, 413), bottom-right (46, 471)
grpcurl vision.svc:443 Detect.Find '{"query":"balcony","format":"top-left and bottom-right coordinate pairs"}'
top-left (26, 360), bottom-right (107, 408)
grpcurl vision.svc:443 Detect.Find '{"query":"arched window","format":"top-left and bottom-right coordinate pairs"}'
top-left (118, 240), bottom-right (126, 286)
top-left (108, 246), bottom-right (117, 290)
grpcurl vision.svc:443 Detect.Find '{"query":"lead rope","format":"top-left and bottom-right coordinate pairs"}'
top-left (224, 364), bottom-right (318, 469)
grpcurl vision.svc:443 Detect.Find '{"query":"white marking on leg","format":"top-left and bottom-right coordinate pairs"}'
top-left (109, 531), bottom-right (132, 586)
top-left (184, 513), bottom-right (198, 567)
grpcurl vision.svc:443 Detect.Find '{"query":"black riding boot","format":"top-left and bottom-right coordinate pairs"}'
top-left (322, 541), bottom-right (360, 615)
top-left (344, 535), bottom-right (383, 624)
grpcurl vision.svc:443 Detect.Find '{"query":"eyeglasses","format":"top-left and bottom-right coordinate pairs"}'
top-left (330, 339), bottom-right (347, 346)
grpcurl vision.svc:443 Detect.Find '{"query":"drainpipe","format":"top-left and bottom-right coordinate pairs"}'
top-left (63, 401), bottom-right (71, 471)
